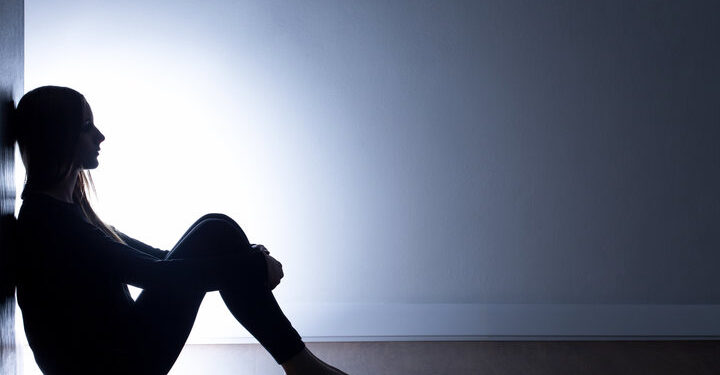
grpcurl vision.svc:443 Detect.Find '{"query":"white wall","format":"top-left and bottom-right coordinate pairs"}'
top-left (20, 0), bottom-right (720, 346)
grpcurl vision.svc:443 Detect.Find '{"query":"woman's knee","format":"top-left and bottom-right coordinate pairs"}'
top-left (185, 213), bottom-right (244, 242)
top-left (170, 217), bottom-right (251, 258)
top-left (197, 218), bottom-right (248, 243)
top-left (195, 217), bottom-right (252, 250)
top-left (177, 213), bottom-right (239, 246)
top-left (195, 213), bottom-right (239, 228)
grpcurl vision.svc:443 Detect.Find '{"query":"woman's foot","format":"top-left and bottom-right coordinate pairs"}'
top-left (281, 347), bottom-right (349, 375)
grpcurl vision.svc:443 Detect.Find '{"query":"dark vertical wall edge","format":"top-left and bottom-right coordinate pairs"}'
top-left (0, 0), bottom-right (24, 374)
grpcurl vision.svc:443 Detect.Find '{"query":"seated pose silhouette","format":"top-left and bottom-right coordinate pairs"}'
top-left (13, 86), bottom-right (348, 375)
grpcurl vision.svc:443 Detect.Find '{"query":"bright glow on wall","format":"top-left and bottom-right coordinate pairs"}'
top-left (20, 1), bottom-right (364, 304)
top-left (21, 0), bottom-right (504, 319)
top-left (20, 1), bottom-right (376, 354)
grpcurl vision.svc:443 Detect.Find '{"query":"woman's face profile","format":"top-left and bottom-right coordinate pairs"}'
top-left (75, 98), bottom-right (105, 170)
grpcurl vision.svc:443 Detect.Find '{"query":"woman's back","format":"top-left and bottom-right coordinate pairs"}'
top-left (16, 192), bottom-right (138, 374)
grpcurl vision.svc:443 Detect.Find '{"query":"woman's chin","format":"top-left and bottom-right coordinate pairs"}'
top-left (82, 159), bottom-right (100, 169)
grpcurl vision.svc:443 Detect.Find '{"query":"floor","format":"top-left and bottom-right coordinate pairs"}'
top-left (168, 340), bottom-right (720, 375)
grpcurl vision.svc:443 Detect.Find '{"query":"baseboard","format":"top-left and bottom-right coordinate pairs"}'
top-left (185, 296), bottom-right (720, 344)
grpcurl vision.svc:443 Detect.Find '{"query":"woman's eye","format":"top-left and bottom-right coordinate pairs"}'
top-left (82, 122), bottom-right (93, 131)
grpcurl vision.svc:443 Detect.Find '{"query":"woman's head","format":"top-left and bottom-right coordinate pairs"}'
top-left (14, 85), bottom-right (105, 198)
top-left (14, 86), bottom-right (123, 242)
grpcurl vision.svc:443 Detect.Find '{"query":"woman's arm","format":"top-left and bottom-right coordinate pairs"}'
top-left (110, 225), bottom-right (169, 259)
top-left (59, 220), bottom-right (267, 292)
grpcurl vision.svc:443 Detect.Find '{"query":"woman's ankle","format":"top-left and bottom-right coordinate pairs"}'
top-left (281, 347), bottom-right (314, 373)
top-left (281, 347), bottom-right (348, 375)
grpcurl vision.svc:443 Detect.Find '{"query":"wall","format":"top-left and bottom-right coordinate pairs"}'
top-left (21, 0), bottom-right (720, 341)
top-left (0, 0), bottom-right (24, 373)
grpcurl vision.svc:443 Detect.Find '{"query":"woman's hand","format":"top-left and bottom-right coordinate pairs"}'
top-left (264, 253), bottom-right (284, 290)
top-left (251, 244), bottom-right (270, 256)
top-left (253, 244), bottom-right (283, 289)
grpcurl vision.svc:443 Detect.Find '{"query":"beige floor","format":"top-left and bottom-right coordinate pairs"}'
top-left (169, 341), bottom-right (720, 375)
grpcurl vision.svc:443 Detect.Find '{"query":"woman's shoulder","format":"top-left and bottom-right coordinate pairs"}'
top-left (16, 193), bottom-right (92, 262)
top-left (17, 192), bottom-right (84, 229)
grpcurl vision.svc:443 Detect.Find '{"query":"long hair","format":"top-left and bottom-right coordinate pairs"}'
top-left (14, 86), bottom-right (125, 244)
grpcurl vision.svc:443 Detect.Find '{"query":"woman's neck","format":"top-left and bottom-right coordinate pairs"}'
top-left (35, 168), bottom-right (80, 204)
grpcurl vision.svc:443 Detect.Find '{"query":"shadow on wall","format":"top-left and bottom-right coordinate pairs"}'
top-left (0, 99), bottom-right (18, 373)
top-left (0, 0), bottom-right (22, 371)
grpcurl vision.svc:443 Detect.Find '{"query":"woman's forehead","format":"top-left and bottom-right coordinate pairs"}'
top-left (81, 98), bottom-right (93, 120)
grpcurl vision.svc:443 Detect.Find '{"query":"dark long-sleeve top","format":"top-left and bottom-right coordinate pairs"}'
top-left (15, 191), bottom-right (267, 373)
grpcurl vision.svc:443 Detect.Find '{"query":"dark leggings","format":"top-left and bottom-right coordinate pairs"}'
top-left (129, 213), bottom-right (305, 374)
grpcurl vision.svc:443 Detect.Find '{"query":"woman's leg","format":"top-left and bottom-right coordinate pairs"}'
top-left (173, 213), bottom-right (241, 245)
top-left (131, 214), bottom-right (305, 373)
top-left (183, 215), bottom-right (307, 363)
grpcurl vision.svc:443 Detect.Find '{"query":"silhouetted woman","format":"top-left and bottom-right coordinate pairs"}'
top-left (13, 86), bottom-right (348, 375)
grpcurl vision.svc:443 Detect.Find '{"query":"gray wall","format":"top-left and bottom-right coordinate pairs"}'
top-left (22, 0), bottom-right (720, 340)
top-left (0, 0), bottom-right (23, 373)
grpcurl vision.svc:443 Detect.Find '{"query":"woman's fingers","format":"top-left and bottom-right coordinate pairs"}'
top-left (254, 245), bottom-right (281, 289)
top-left (264, 253), bottom-right (283, 290)
top-left (251, 243), bottom-right (271, 255)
